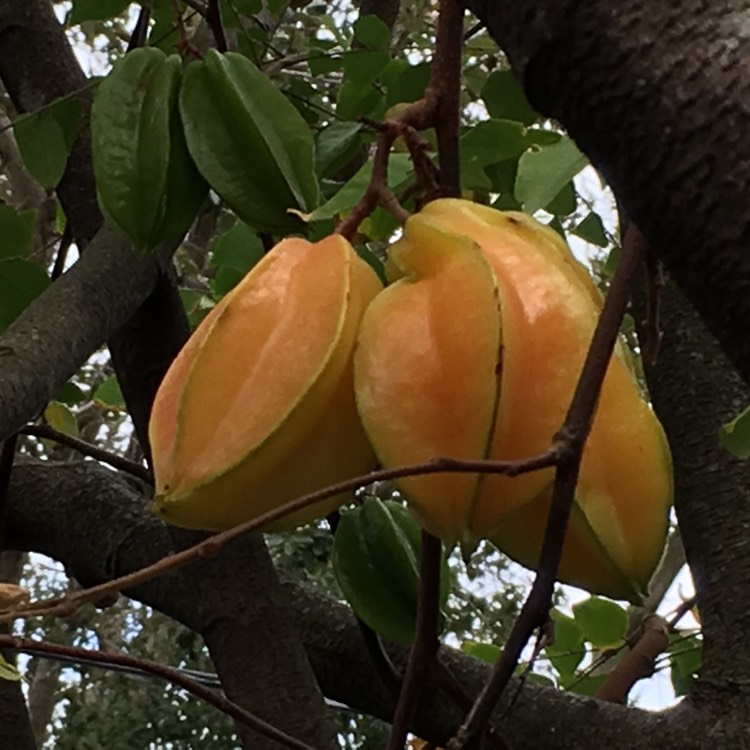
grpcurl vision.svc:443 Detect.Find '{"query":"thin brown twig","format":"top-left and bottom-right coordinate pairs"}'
top-left (0, 450), bottom-right (559, 624)
top-left (205, 0), bottom-right (228, 52)
top-left (51, 223), bottom-right (73, 281)
top-left (18, 424), bottom-right (152, 484)
top-left (447, 223), bottom-right (647, 750)
top-left (0, 635), bottom-right (317, 750)
top-left (641, 247), bottom-right (665, 367)
top-left (387, 532), bottom-right (443, 750)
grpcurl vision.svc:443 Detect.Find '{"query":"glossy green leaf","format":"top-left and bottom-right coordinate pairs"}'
top-left (572, 596), bottom-right (628, 649)
top-left (546, 610), bottom-right (585, 676)
top-left (70, 0), bottom-right (130, 23)
top-left (354, 15), bottom-right (390, 49)
top-left (305, 153), bottom-right (412, 222)
top-left (0, 259), bottom-right (50, 331)
top-left (93, 376), bottom-right (126, 411)
top-left (481, 70), bottom-right (538, 125)
top-left (13, 101), bottom-right (76, 189)
top-left (92, 48), bottom-right (175, 251)
top-left (180, 50), bottom-right (319, 233)
top-left (0, 205), bottom-right (37, 260)
top-left (385, 63), bottom-right (431, 106)
top-left (669, 633), bottom-right (702, 696)
top-left (515, 136), bottom-right (588, 214)
top-left (315, 122), bottom-right (362, 177)
top-left (720, 404), bottom-right (750, 458)
top-left (572, 211), bottom-right (609, 247)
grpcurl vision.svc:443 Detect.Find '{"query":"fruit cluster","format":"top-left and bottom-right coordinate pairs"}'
top-left (149, 199), bottom-right (672, 602)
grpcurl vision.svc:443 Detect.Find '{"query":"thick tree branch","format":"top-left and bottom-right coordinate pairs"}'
top-left (635, 281), bottom-right (750, 695)
top-left (3, 461), bottom-right (740, 749)
top-left (460, 0), bottom-right (750, 390)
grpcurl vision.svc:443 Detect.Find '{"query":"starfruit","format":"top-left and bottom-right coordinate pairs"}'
top-left (354, 198), bottom-right (672, 601)
top-left (91, 48), bottom-right (208, 252)
top-left (149, 234), bottom-right (382, 531)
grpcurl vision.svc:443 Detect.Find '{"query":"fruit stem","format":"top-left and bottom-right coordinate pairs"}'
top-left (386, 531), bottom-right (442, 750)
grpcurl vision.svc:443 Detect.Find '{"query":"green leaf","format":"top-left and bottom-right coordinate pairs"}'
top-left (337, 79), bottom-right (383, 120)
top-left (0, 654), bottom-right (20, 682)
top-left (92, 48), bottom-right (176, 251)
top-left (720, 404), bottom-right (750, 458)
top-left (544, 180), bottom-right (577, 216)
top-left (44, 401), bottom-right (79, 437)
top-left (561, 673), bottom-right (608, 696)
top-left (70, 0), bottom-right (130, 23)
top-left (180, 50), bottom-right (319, 233)
top-left (572, 596), bottom-right (628, 649)
top-left (343, 49), bottom-right (391, 86)
top-left (0, 259), bottom-right (50, 331)
top-left (546, 610), bottom-right (585, 676)
top-left (481, 70), bottom-right (538, 126)
top-left (305, 153), bottom-right (412, 222)
top-left (55, 381), bottom-right (88, 406)
top-left (93, 376), bottom-right (126, 411)
top-left (385, 63), bottom-right (431, 106)
top-left (308, 48), bottom-right (343, 77)
top-left (14, 99), bottom-right (80, 189)
top-left (460, 119), bottom-right (527, 168)
top-left (669, 634), bottom-right (701, 696)
top-left (572, 211), bottom-right (609, 247)
top-left (515, 136), bottom-right (588, 214)
top-left (211, 222), bottom-right (264, 273)
top-left (353, 15), bottom-right (390, 49)
top-left (461, 641), bottom-right (501, 664)
top-left (356, 244), bottom-right (387, 285)
top-left (0, 205), bottom-right (38, 260)
top-left (315, 122), bottom-right (363, 177)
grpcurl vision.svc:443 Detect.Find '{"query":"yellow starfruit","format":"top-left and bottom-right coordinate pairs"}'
top-left (150, 233), bottom-right (382, 531)
top-left (354, 199), bottom-right (672, 601)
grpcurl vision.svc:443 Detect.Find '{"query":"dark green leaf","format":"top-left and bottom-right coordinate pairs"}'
top-left (211, 222), bottom-right (264, 273)
top-left (337, 79), bottom-right (383, 120)
top-left (55, 381), bottom-right (88, 406)
top-left (460, 119), bottom-right (527, 168)
top-left (70, 0), bottom-right (130, 24)
top-left (355, 243), bottom-right (387, 285)
top-left (305, 153), bottom-right (412, 222)
top-left (572, 211), bottom-right (609, 247)
top-left (546, 610), bottom-right (585, 676)
top-left (385, 63), bottom-right (431, 106)
top-left (0, 205), bottom-right (38, 260)
top-left (308, 48), bottom-right (343, 77)
top-left (572, 596), bottom-right (628, 648)
top-left (481, 70), bottom-right (538, 125)
top-left (562, 673), bottom-right (608, 696)
top-left (212, 266), bottom-right (245, 298)
top-left (180, 51), bottom-right (319, 233)
top-left (515, 137), bottom-right (588, 214)
top-left (544, 181), bottom-right (577, 216)
top-left (353, 15), bottom-right (390, 49)
top-left (343, 50), bottom-right (390, 86)
top-left (720, 404), bottom-right (750, 458)
top-left (0, 259), bottom-right (50, 331)
top-left (14, 108), bottom-right (70, 189)
top-left (93, 376), bottom-right (126, 411)
top-left (315, 122), bottom-right (363, 177)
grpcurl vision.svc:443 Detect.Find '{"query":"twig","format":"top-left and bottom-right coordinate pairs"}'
top-left (447, 221), bottom-right (647, 750)
top-left (18, 424), bottom-right (152, 484)
top-left (51, 223), bottom-right (73, 281)
top-left (668, 596), bottom-right (698, 629)
top-left (126, 3), bottom-right (152, 52)
top-left (387, 531), bottom-right (443, 750)
top-left (0, 450), bottom-right (559, 624)
top-left (594, 615), bottom-right (669, 703)
top-left (0, 635), bottom-right (317, 750)
top-left (205, 0), bottom-right (228, 53)
top-left (430, 0), bottom-right (463, 195)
